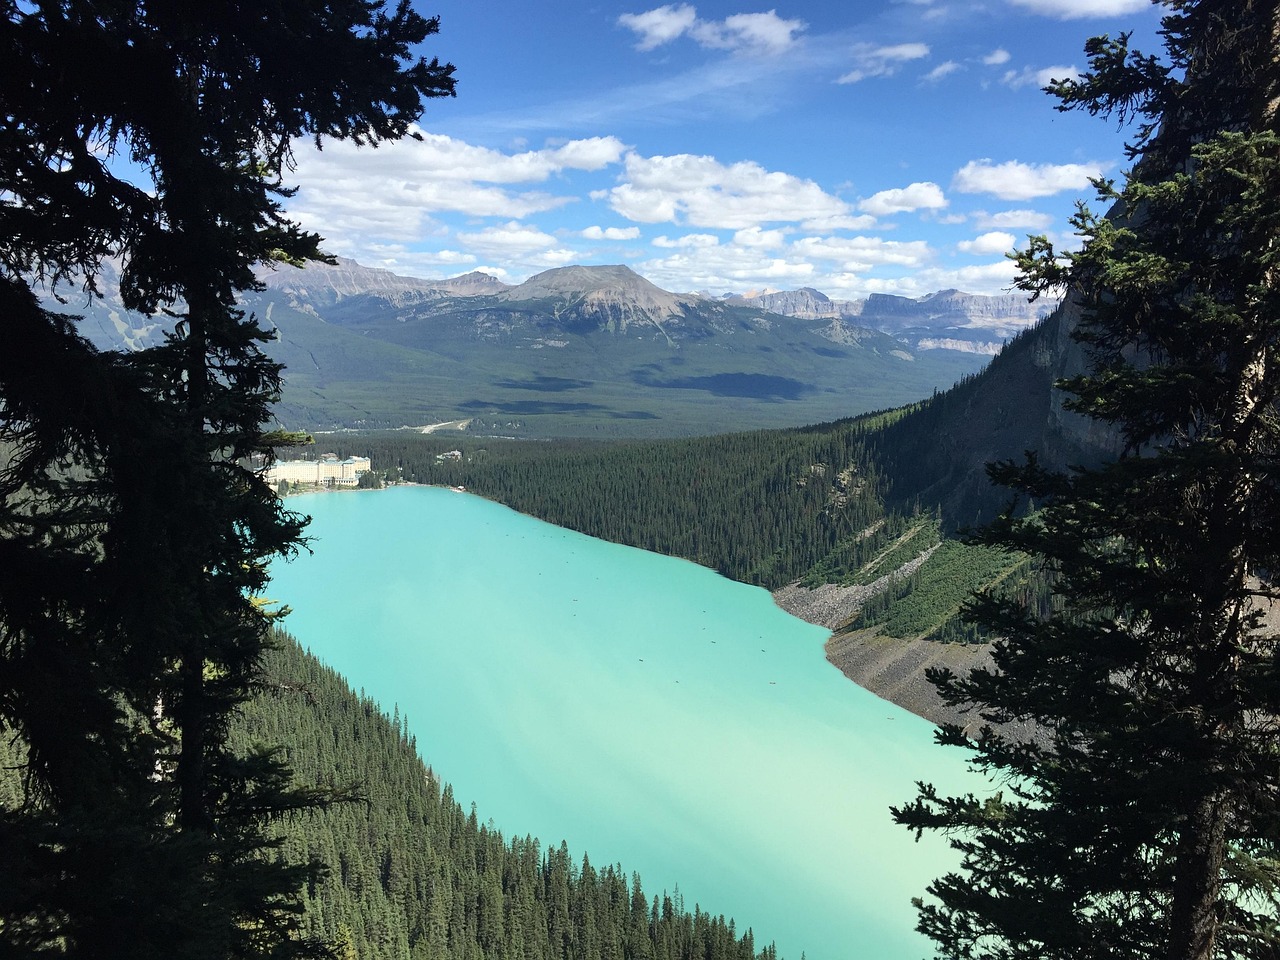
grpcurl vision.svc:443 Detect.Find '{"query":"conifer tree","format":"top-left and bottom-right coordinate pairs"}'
top-left (0, 1), bottom-right (453, 956)
top-left (894, 3), bottom-right (1280, 959)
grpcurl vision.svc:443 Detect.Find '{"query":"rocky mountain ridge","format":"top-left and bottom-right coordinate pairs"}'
top-left (49, 257), bottom-right (1027, 436)
top-left (253, 258), bottom-right (1054, 353)
top-left (726, 285), bottom-right (1058, 355)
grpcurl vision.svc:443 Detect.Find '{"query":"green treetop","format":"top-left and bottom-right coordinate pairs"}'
top-left (0, 2), bottom-right (453, 956)
top-left (894, 3), bottom-right (1280, 959)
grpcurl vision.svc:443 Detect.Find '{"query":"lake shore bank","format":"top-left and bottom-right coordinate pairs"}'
top-left (773, 581), bottom-right (992, 735)
top-left (297, 480), bottom-right (978, 731)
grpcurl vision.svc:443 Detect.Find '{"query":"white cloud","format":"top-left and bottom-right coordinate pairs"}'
top-left (957, 231), bottom-right (1018, 255)
top-left (568, 221), bottom-right (1025, 299)
top-left (302, 130), bottom-right (625, 185)
top-left (859, 181), bottom-right (947, 216)
top-left (415, 249), bottom-right (478, 265)
top-left (638, 246), bottom-right (816, 294)
top-left (619, 5), bottom-right (805, 55)
top-left (694, 11), bottom-right (807, 54)
top-left (454, 222), bottom-right (577, 266)
top-left (288, 132), bottom-right (630, 240)
top-left (791, 235), bottom-right (932, 270)
top-left (837, 42), bottom-right (930, 84)
top-left (634, 228), bottom-right (940, 298)
top-left (607, 152), bottom-right (852, 230)
top-left (543, 137), bottom-right (632, 170)
top-left (733, 226), bottom-right (789, 249)
top-left (456, 221), bottom-right (555, 250)
top-left (361, 247), bottom-right (482, 280)
top-left (983, 48), bottom-right (1011, 66)
top-left (652, 233), bottom-right (721, 248)
top-left (618, 4), bottom-right (698, 50)
top-left (857, 259), bottom-right (1020, 297)
top-left (922, 61), bottom-right (962, 82)
top-left (953, 159), bottom-right (1105, 200)
top-left (582, 225), bottom-right (642, 240)
top-left (975, 208), bottom-right (1054, 230)
top-left (801, 212), bottom-right (878, 231)
top-left (1002, 64), bottom-right (1080, 89)
top-left (1006, 0), bottom-right (1148, 19)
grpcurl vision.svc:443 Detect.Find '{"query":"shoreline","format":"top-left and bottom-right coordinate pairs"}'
top-left (773, 580), bottom-right (994, 735)
top-left (283, 480), bottom-right (982, 729)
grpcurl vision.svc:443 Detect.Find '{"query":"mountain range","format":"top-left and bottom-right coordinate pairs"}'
top-left (724, 284), bottom-right (1055, 355)
top-left (59, 258), bottom-right (1054, 437)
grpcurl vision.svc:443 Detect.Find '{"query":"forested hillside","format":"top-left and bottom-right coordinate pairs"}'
top-left (240, 636), bottom-right (780, 960)
top-left (318, 422), bottom-right (898, 589)
top-left (0, 633), bottom-right (777, 960)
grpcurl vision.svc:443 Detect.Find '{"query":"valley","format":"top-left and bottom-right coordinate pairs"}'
top-left (58, 257), bottom-right (1052, 438)
top-left (279, 284), bottom-right (1113, 752)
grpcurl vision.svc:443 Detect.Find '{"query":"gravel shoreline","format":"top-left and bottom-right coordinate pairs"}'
top-left (772, 550), bottom-right (996, 735)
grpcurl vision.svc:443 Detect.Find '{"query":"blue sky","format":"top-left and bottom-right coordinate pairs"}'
top-left (284, 0), bottom-right (1164, 299)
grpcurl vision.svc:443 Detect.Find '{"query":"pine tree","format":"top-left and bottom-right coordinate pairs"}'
top-left (0, 1), bottom-right (454, 956)
top-left (894, 3), bottom-right (1280, 959)
top-left (896, 1), bottom-right (1280, 960)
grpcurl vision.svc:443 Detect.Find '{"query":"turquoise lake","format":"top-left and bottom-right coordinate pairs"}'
top-left (270, 486), bottom-right (975, 960)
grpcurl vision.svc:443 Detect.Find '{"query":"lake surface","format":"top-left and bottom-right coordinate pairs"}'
top-left (270, 487), bottom-right (974, 960)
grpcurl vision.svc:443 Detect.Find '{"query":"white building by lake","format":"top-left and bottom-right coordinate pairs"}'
top-left (265, 453), bottom-right (371, 488)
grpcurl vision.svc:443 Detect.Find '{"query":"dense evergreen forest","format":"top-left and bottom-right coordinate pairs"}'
top-left (316, 417), bottom-right (910, 590)
top-left (0, 632), bottom-right (780, 960)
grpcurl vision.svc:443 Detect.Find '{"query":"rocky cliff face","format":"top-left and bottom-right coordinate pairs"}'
top-left (433, 270), bottom-right (510, 297)
top-left (498, 264), bottom-right (706, 337)
top-left (729, 285), bottom-right (1058, 355)
top-left (257, 257), bottom-right (446, 304)
top-left (727, 287), bottom-right (841, 319)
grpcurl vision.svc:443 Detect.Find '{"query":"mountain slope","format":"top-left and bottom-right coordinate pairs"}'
top-left (237, 634), bottom-right (776, 960)
top-left (729, 286), bottom-right (1057, 355)
top-left (1, 634), bottom-right (777, 959)
top-left (58, 259), bottom-right (1044, 438)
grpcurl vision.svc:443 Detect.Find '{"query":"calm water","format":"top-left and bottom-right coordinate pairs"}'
top-left (270, 487), bottom-right (973, 960)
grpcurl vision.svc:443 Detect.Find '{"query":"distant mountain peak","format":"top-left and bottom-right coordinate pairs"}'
top-left (433, 270), bottom-right (509, 297)
top-left (502, 264), bottom-right (701, 332)
top-left (257, 257), bottom-right (440, 300)
top-left (730, 283), bottom-right (1058, 352)
top-left (508, 264), bottom-right (651, 295)
top-left (726, 286), bottom-right (840, 320)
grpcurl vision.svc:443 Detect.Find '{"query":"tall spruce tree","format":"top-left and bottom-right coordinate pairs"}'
top-left (0, 1), bottom-right (453, 956)
top-left (893, 3), bottom-right (1280, 959)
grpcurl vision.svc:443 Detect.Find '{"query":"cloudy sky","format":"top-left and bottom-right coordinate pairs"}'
top-left (285, 0), bottom-right (1163, 299)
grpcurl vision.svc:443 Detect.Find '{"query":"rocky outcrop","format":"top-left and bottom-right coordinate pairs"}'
top-left (823, 630), bottom-right (995, 736)
top-left (499, 264), bottom-right (703, 335)
top-left (731, 285), bottom-right (1058, 353)
top-left (726, 287), bottom-right (841, 319)
top-left (257, 257), bottom-right (445, 304)
top-left (773, 567), bottom-right (993, 735)
top-left (432, 270), bottom-right (509, 297)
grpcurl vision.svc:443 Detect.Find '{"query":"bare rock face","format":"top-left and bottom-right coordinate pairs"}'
top-left (1043, 293), bottom-right (1123, 457)
top-left (257, 257), bottom-right (443, 303)
top-left (433, 271), bottom-right (509, 297)
top-left (727, 287), bottom-right (841, 319)
top-left (499, 264), bottom-right (705, 335)
top-left (729, 285), bottom-right (1059, 355)
top-left (257, 259), bottom-right (511, 308)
